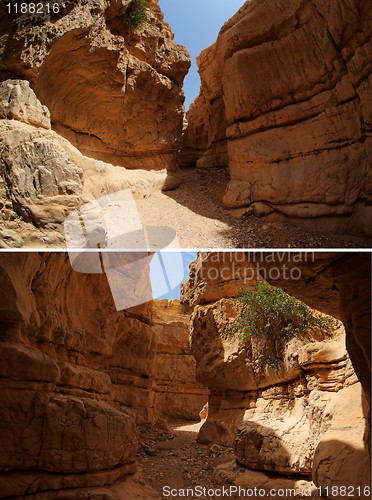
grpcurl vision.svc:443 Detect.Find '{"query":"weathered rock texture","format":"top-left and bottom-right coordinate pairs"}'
top-left (181, 0), bottom-right (372, 238)
top-left (181, 251), bottom-right (258, 306)
top-left (181, 252), bottom-right (371, 499)
top-left (248, 252), bottom-right (372, 498)
top-left (251, 252), bottom-right (372, 406)
top-left (110, 299), bottom-right (208, 424)
top-left (0, 253), bottom-right (206, 498)
top-left (0, 78), bottom-right (50, 127)
top-left (0, 80), bottom-right (179, 247)
top-left (0, 0), bottom-right (190, 170)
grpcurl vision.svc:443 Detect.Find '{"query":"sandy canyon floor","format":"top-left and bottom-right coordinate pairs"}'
top-left (138, 421), bottom-right (235, 499)
top-left (135, 168), bottom-right (372, 249)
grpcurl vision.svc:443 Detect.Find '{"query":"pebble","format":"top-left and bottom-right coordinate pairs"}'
top-left (144, 447), bottom-right (157, 456)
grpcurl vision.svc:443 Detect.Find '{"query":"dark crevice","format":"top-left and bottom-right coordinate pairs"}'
top-left (52, 121), bottom-right (104, 144)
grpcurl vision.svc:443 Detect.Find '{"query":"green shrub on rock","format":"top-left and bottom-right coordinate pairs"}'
top-left (226, 280), bottom-right (339, 371)
top-left (228, 280), bottom-right (337, 341)
top-left (124, 0), bottom-right (148, 30)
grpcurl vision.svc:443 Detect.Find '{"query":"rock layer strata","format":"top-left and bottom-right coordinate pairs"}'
top-left (181, 252), bottom-right (371, 499)
top-left (181, 0), bottom-right (372, 237)
top-left (0, 253), bottom-right (206, 498)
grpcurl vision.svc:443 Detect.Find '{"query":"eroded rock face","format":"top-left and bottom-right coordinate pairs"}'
top-left (0, 81), bottom-right (81, 246)
top-left (0, 80), bottom-right (178, 248)
top-left (190, 298), bottom-right (358, 458)
top-left (181, 252), bottom-right (371, 498)
top-left (0, 0), bottom-right (190, 170)
top-left (181, 251), bottom-right (258, 306)
top-left (245, 252), bottom-right (372, 499)
top-left (251, 252), bottom-right (372, 405)
top-left (181, 0), bottom-right (372, 238)
top-left (0, 253), bottom-right (205, 498)
top-left (0, 253), bottom-right (140, 497)
top-left (111, 299), bottom-right (208, 424)
top-left (0, 78), bottom-right (50, 128)
top-left (151, 300), bottom-right (209, 420)
top-left (183, 252), bottom-right (371, 405)
top-left (0, 114), bottom-right (84, 245)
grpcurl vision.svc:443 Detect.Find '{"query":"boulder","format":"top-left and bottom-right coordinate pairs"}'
top-left (0, 79), bottom-right (50, 128)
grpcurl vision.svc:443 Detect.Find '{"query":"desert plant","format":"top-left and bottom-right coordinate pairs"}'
top-left (266, 355), bottom-right (280, 372)
top-left (124, 0), bottom-right (148, 30)
top-left (228, 280), bottom-right (337, 341)
top-left (225, 280), bottom-right (338, 370)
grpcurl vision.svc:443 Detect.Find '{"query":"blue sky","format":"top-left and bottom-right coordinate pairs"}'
top-left (159, 0), bottom-right (245, 109)
top-left (150, 251), bottom-right (197, 300)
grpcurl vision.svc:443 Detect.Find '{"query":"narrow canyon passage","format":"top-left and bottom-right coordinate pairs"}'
top-left (0, 0), bottom-right (371, 247)
top-left (0, 251), bottom-right (370, 499)
top-left (0, 1), bottom-right (371, 499)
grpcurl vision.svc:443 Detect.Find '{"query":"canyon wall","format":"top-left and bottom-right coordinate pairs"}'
top-left (181, 252), bottom-right (371, 499)
top-left (0, 79), bottom-right (180, 247)
top-left (0, 253), bottom-right (206, 498)
top-left (111, 298), bottom-right (208, 424)
top-left (0, 0), bottom-right (189, 170)
top-left (246, 252), bottom-right (372, 409)
top-left (181, 0), bottom-right (372, 238)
